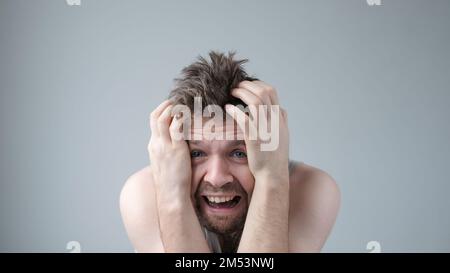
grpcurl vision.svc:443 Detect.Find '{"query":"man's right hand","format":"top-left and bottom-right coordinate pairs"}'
top-left (145, 100), bottom-right (210, 252)
top-left (147, 100), bottom-right (192, 204)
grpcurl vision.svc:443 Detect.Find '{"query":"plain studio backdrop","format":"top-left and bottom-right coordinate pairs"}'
top-left (1, 0), bottom-right (449, 252)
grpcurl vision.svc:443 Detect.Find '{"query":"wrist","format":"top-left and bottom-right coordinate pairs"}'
top-left (253, 167), bottom-right (289, 184)
top-left (253, 173), bottom-right (289, 197)
top-left (155, 187), bottom-right (191, 211)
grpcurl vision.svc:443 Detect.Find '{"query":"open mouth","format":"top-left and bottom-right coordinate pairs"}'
top-left (202, 195), bottom-right (241, 209)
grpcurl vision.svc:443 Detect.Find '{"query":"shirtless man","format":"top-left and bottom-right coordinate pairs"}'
top-left (120, 51), bottom-right (340, 253)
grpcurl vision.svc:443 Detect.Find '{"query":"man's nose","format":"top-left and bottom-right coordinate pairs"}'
top-left (204, 156), bottom-right (233, 188)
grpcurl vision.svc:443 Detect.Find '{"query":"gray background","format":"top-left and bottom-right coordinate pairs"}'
top-left (1, 0), bottom-right (449, 252)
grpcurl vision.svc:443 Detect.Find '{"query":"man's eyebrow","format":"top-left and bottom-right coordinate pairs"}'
top-left (227, 140), bottom-right (245, 147)
top-left (188, 140), bottom-right (202, 145)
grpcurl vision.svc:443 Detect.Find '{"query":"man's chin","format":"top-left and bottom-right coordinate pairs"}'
top-left (202, 215), bottom-right (244, 235)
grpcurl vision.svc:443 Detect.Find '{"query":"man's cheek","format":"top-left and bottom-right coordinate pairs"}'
top-left (245, 181), bottom-right (255, 204)
top-left (191, 181), bottom-right (198, 196)
top-left (190, 169), bottom-right (198, 194)
top-left (191, 174), bottom-right (203, 196)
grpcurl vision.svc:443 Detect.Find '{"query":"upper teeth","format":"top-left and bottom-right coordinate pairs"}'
top-left (206, 196), bottom-right (235, 203)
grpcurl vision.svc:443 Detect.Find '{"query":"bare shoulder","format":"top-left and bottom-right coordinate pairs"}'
top-left (288, 162), bottom-right (341, 252)
top-left (119, 166), bottom-right (164, 252)
top-left (120, 166), bottom-right (154, 211)
top-left (289, 162), bottom-right (340, 197)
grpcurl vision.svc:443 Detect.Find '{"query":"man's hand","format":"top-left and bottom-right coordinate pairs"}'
top-left (148, 100), bottom-right (191, 203)
top-left (225, 80), bottom-right (290, 252)
top-left (225, 80), bottom-right (290, 182)
top-left (147, 99), bottom-right (210, 252)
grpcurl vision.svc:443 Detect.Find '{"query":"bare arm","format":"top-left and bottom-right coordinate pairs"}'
top-left (119, 166), bottom-right (210, 253)
top-left (120, 100), bottom-right (210, 253)
top-left (225, 80), bottom-right (291, 252)
top-left (238, 173), bottom-right (290, 252)
top-left (147, 100), bottom-right (209, 252)
top-left (154, 178), bottom-right (210, 253)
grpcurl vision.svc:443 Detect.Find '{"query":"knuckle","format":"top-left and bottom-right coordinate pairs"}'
top-left (250, 97), bottom-right (262, 105)
top-left (261, 89), bottom-right (271, 99)
top-left (150, 111), bottom-right (157, 120)
top-left (265, 86), bottom-right (275, 94)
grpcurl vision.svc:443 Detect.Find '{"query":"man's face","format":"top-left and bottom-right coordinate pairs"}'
top-left (188, 117), bottom-right (255, 235)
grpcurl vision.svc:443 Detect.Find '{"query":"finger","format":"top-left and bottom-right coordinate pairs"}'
top-left (252, 80), bottom-right (280, 105)
top-left (170, 113), bottom-right (190, 145)
top-left (231, 88), bottom-right (262, 121)
top-left (225, 104), bottom-right (257, 141)
top-left (233, 86), bottom-right (269, 122)
top-left (157, 104), bottom-right (174, 142)
top-left (238, 80), bottom-right (274, 106)
top-left (231, 87), bottom-right (263, 107)
top-left (149, 100), bottom-right (172, 137)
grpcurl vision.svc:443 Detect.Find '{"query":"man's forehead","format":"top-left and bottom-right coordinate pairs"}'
top-left (188, 139), bottom-right (246, 147)
top-left (188, 116), bottom-right (245, 140)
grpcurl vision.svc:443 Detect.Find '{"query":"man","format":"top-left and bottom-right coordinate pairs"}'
top-left (120, 51), bottom-right (340, 252)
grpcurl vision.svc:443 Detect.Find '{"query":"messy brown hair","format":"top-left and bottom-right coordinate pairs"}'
top-left (168, 51), bottom-right (257, 110)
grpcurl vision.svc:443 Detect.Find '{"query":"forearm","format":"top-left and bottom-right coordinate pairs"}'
top-left (156, 194), bottom-right (211, 253)
top-left (237, 173), bottom-right (290, 252)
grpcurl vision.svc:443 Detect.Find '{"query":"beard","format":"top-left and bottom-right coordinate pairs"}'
top-left (193, 180), bottom-right (249, 235)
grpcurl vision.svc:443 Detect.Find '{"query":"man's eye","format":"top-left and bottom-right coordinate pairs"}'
top-left (190, 150), bottom-right (205, 158)
top-left (231, 150), bottom-right (247, 158)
